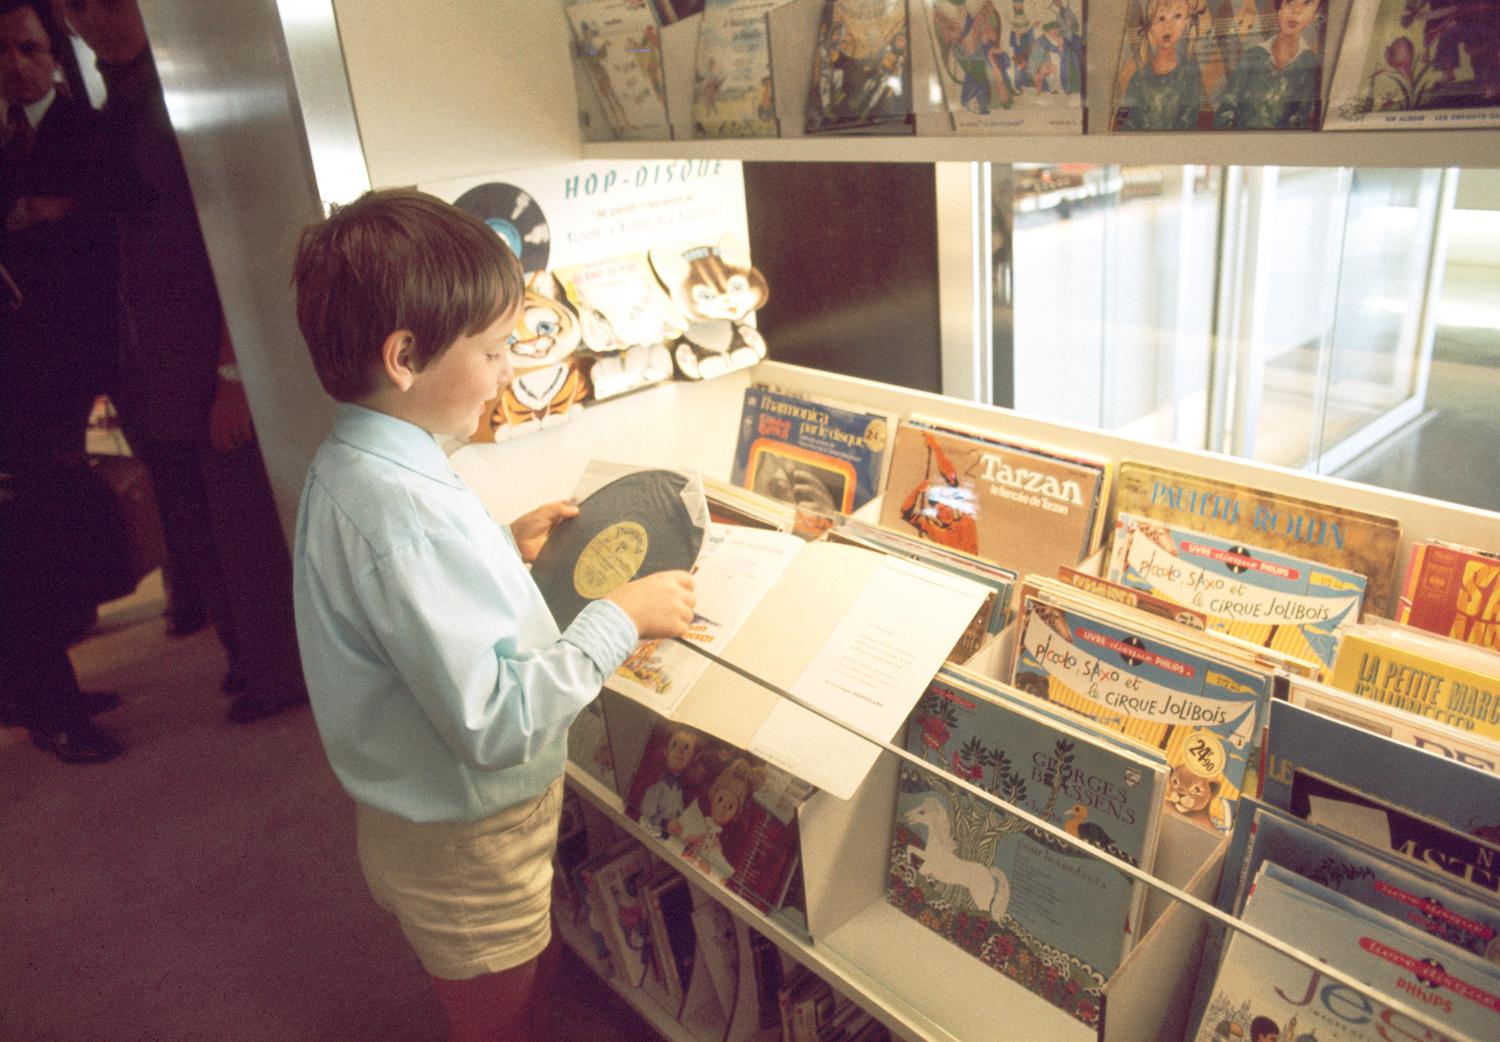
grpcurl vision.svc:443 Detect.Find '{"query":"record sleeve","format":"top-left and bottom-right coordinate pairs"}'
top-left (530, 462), bottom-right (708, 630)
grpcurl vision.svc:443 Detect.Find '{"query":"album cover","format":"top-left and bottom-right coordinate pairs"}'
top-left (922, 0), bottom-right (1086, 135)
top-left (693, 0), bottom-right (782, 138)
top-left (1325, 1), bottom-right (1500, 131)
top-left (804, 0), bottom-right (913, 135)
top-left (1328, 621), bottom-right (1500, 741)
top-left (1112, 0), bottom-right (1329, 132)
top-left (1397, 539), bottom-right (1500, 652)
top-left (1111, 462), bottom-right (1403, 616)
top-left (566, 0), bottom-right (671, 140)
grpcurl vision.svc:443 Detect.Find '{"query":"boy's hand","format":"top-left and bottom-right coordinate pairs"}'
top-left (511, 500), bottom-right (579, 563)
top-left (606, 570), bottom-right (696, 640)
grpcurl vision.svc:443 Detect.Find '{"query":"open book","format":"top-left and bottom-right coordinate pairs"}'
top-left (608, 523), bottom-right (990, 798)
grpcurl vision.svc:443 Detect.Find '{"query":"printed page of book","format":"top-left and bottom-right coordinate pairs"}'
top-left (1325, 0), bottom-right (1500, 131)
top-left (674, 542), bottom-right (990, 798)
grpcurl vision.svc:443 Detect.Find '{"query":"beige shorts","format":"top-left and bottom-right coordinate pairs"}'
top-left (355, 778), bottom-right (564, 980)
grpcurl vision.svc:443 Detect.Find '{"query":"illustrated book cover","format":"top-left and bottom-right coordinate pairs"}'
top-left (693, 0), bottom-right (783, 138)
top-left (887, 667), bottom-right (1167, 1028)
top-left (1107, 512), bottom-right (1368, 671)
top-left (640, 870), bottom-right (698, 1010)
top-left (1397, 539), bottom-right (1500, 653)
top-left (1327, 621), bottom-right (1500, 741)
top-left (730, 385), bottom-right (894, 518)
top-left (568, 696), bottom-right (621, 794)
top-left (580, 843), bottom-right (658, 986)
top-left (1192, 861), bottom-right (1500, 1042)
top-left (1112, 0), bottom-right (1329, 133)
top-left (1288, 767), bottom-right (1500, 902)
top-left (1286, 674), bottom-right (1500, 777)
top-left (805, 0), bottom-right (914, 135)
top-left (606, 523), bottom-right (990, 799)
top-left (1324, 0), bottom-right (1500, 132)
top-left (879, 421), bottom-right (1104, 583)
top-left (566, 0), bottom-right (672, 140)
top-left (625, 717), bottom-right (812, 913)
top-left (1009, 583), bottom-right (1276, 833)
top-left (1261, 697), bottom-right (1500, 842)
top-left (921, 0), bottom-right (1087, 135)
top-left (1230, 799), bottom-right (1500, 964)
top-left (1111, 461), bottom-right (1403, 616)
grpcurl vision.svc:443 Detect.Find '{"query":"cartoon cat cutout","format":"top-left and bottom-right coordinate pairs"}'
top-left (474, 270), bottom-right (590, 441)
top-left (649, 235), bottom-right (769, 381)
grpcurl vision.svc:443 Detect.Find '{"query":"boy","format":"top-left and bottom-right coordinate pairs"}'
top-left (290, 188), bottom-right (695, 1042)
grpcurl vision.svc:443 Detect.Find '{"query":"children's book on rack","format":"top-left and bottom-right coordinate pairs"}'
top-left (1327, 620), bottom-right (1500, 741)
top-left (1111, 461), bottom-right (1403, 615)
top-left (694, 0), bottom-right (783, 137)
top-left (565, 0), bottom-right (672, 140)
top-left (1008, 575), bottom-right (1287, 834)
top-left (886, 665), bottom-right (1167, 1029)
top-left (729, 384), bottom-right (897, 526)
top-left (623, 716), bottom-right (813, 913)
top-left (640, 869), bottom-right (699, 1012)
top-left (568, 697), bottom-right (622, 794)
top-left (1397, 539), bottom-right (1500, 652)
top-left (878, 419), bottom-right (1108, 591)
top-left (921, 0), bottom-right (1087, 134)
top-left (1106, 512), bottom-right (1369, 672)
top-left (606, 520), bottom-right (990, 798)
top-left (1111, 0), bottom-right (1329, 132)
top-left (804, 0), bottom-right (914, 135)
top-left (1324, 0), bottom-right (1500, 132)
top-left (1057, 564), bottom-right (1210, 630)
top-left (1191, 862), bottom-right (1500, 1042)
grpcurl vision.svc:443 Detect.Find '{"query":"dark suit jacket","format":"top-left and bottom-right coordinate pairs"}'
top-left (0, 91), bottom-right (121, 470)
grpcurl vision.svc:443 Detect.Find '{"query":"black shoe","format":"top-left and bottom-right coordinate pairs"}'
top-left (227, 689), bottom-right (308, 725)
top-left (165, 609), bottom-right (210, 638)
top-left (30, 718), bottom-right (123, 764)
top-left (80, 691), bottom-right (121, 716)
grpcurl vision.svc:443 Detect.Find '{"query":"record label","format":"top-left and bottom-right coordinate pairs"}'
top-left (574, 522), bottom-right (649, 599)
top-left (531, 468), bottom-right (706, 631)
top-left (451, 182), bottom-right (551, 275)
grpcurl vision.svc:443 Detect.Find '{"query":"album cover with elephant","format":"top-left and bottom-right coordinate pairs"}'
top-left (885, 667), bottom-right (1166, 1028)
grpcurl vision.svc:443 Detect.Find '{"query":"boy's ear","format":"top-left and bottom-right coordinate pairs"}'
top-left (381, 329), bottom-right (419, 391)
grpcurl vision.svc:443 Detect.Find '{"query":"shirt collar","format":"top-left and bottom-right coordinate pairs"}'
top-left (21, 87), bottom-right (55, 128)
top-left (330, 403), bottom-right (467, 489)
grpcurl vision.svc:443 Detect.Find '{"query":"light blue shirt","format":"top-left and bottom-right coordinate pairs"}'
top-left (293, 403), bottom-right (638, 823)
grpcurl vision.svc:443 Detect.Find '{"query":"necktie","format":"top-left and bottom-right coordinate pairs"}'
top-left (3, 103), bottom-right (33, 167)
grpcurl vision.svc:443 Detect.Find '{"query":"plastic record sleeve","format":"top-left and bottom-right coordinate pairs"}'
top-left (530, 469), bottom-right (706, 631)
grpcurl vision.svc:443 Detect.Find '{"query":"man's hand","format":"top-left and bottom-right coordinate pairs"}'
top-left (209, 379), bottom-right (254, 453)
top-left (511, 500), bottom-right (579, 563)
top-left (605, 570), bottom-right (696, 640)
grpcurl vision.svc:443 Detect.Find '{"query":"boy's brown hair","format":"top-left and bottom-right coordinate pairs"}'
top-left (292, 189), bottom-right (524, 402)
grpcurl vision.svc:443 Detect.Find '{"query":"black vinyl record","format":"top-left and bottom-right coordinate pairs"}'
top-left (531, 469), bottom-right (705, 631)
top-left (452, 182), bottom-right (551, 274)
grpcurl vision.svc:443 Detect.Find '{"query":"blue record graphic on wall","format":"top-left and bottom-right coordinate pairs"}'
top-left (452, 182), bottom-right (551, 274)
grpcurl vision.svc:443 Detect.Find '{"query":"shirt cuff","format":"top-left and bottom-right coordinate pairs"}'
top-left (561, 598), bottom-right (639, 678)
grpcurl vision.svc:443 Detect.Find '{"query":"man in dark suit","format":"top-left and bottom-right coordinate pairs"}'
top-left (0, 0), bottom-right (122, 762)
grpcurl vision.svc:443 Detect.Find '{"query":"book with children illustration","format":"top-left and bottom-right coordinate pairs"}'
top-left (1107, 512), bottom-right (1368, 671)
top-left (1191, 861), bottom-right (1500, 1042)
top-left (693, 0), bottom-right (782, 137)
top-left (804, 0), bottom-right (914, 135)
top-left (886, 668), bottom-right (1167, 1028)
top-left (1009, 582), bottom-right (1276, 834)
top-left (730, 385), bottom-right (895, 519)
top-left (1325, 1), bottom-right (1500, 131)
top-left (625, 720), bottom-right (814, 913)
top-left (1112, 0), bottom-right (1329, 132)
top-left (1111, 461), bottom-right (1403, 616)
top-left (565, 0), bottom-right (672, 140)
top-left (922, 0), bottom-right (1087, 134)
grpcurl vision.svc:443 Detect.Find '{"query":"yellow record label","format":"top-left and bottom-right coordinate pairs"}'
top-left (573, 522), bottom-right (649, 599)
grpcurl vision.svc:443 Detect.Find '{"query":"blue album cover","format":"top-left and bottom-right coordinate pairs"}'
top-left (886, 668), bottom-right (1167, 1028)
top-left (1011, 594), bottom-right (1273, 833)
top-left (1108, 513), bottom-right (1367, 670)
top-left (1192, 863), bottom-right (1500, 1042)
top-left (730, 386), bottom-right (891, 516)
top-left (1262, 700), bottom-right (1500, 850)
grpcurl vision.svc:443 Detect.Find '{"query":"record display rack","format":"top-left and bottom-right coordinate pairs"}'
top-left (330, 0), bottom-right (1500, 194)
top-left (445, 360), bottom-right (1500, 1042)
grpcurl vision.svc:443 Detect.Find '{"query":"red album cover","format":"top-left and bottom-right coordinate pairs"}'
top-left (1397, 540), bottom-right (1500, 652)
